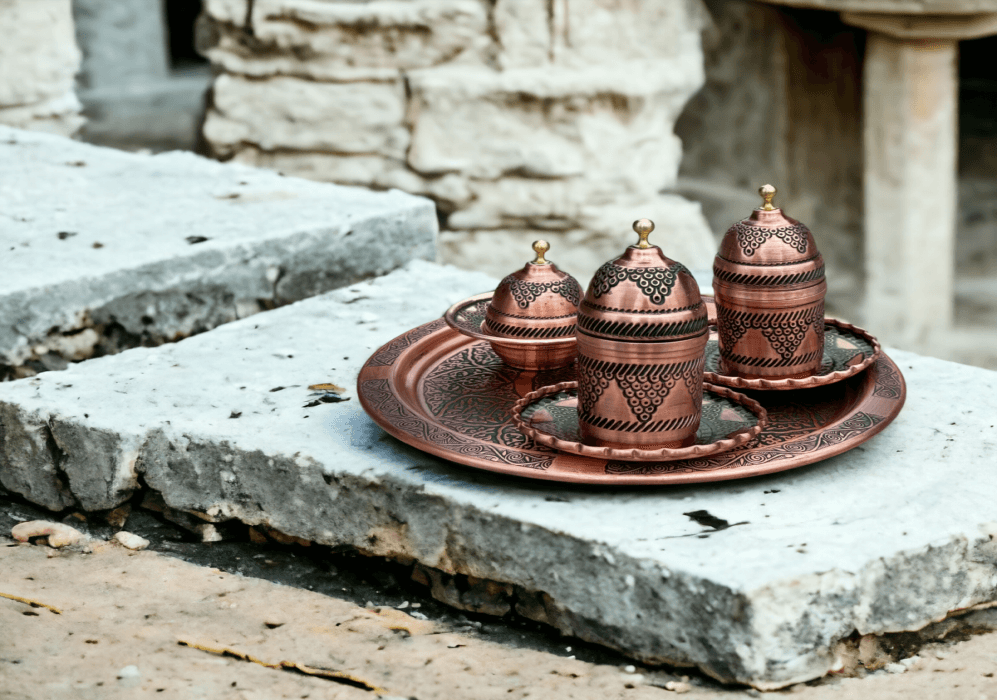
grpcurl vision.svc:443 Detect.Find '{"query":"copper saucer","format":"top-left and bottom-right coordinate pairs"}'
top-left (445, 293), bottom-right (577, 348)
top-left (510, 381), bottom-right (767, 462)
top-left (703, 319), bottom-right (882, 391)
top-left (357, 318), bottom-right (907, 486)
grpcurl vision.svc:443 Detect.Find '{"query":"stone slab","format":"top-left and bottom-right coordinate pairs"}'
top-left (1, 261), bottom-right (996, 689)
top-left (0, 126), bottom-right (436, 367)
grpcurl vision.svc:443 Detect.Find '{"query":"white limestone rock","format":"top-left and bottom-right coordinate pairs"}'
top-left (200, 0), bottom-right (490, 79)
top-left (0, 0), bottom-right (82, 137)
top-left (204, 75), bottom-right (409, 158)
top-left (0, 0), bottom-right (80, 108)
top-left (493, 0), bottom-right (551, 70)
top-left (551, 0), bottom-right (707, 68)
top-left (406, 64), bottom-right (700, 186)
top-left (0, 126), bottom-right (436, 371)
top-left (1, 261), bottom-right (996, 689)
top-left (113, 531), bottom-right (150, 551)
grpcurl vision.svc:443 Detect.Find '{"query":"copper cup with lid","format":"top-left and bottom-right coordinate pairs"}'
top-left (576, 220), bottom-right (709, 449)
top-left (712, 185), bottom-right (827, 380)
top-left (483, 240), bottom-right (582, 370)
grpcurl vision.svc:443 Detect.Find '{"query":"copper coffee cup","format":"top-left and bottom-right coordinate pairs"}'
top-left (713, 186), bottom-right (827, 380)
top-left (576, 220), bottom-right (708, 449)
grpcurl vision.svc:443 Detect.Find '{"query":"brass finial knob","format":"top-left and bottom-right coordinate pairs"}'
top-left (759, 184), bottom-right (777, 211)
top-left (532, 240), bottom-right (550, 265)
top-left (633, 219), bottom-right (654, 249)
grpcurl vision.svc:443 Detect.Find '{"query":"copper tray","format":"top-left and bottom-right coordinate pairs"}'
top-left (357, 319), bottom-right (907, 485)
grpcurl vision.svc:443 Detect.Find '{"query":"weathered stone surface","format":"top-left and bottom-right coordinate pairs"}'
top-left (0, 0), bottom-right (82, 136)
top-left (0, 0), bottom-right (80, 107)
top-left (406, 65), bottom-right (700, 185)
top-left (551, 0), bottom-right (707, 68)
top-left (200, 0), bottom-right (490, 79)
top-left (759, 0), bottom-right (997, 12)
top-left (197, 0), bottom-right (710, 292)
top-left (204, 75), bottom-right (409, 158)
top-left (493, 0), bottom-right (551, 69)
top-left (0, 126), bottom-right (436, 371)
top-left (2, 261), bottom-right (995, 689)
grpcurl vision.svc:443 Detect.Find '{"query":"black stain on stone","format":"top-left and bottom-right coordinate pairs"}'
top-left (684, 510), bottom-right (731, 531)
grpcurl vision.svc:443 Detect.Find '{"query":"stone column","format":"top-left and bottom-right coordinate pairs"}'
top-left (843, 12), bottom-right (997, 351)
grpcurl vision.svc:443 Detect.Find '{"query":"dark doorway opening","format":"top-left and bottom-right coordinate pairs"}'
top-left (165, 0), bottom-right (207, 69)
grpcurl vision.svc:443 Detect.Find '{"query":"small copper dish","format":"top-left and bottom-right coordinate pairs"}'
top-left (511, 381), bottom-right (767, 461)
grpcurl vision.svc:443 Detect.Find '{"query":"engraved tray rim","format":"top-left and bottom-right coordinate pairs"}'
top-left (357, 319), bottom-right (907, 486)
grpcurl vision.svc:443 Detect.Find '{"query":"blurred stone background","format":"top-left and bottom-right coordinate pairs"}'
top-left (1, 0), bottom-right (994, 368)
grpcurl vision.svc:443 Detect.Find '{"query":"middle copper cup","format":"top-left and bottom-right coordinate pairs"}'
top-left (576, 220), bottom-right (709, 449)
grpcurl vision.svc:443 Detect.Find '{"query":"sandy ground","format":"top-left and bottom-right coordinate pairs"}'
top-left (2, 536), bottom-right (996, 700)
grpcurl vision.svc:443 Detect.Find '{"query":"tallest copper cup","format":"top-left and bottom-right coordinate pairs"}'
top-left (576, 220), bottom-right (709, 449)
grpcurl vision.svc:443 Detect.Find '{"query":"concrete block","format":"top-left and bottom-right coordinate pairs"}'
top-left (0, 126), bottom-right (437, 369)
top-left (1, 261), bottom-right (995, 689)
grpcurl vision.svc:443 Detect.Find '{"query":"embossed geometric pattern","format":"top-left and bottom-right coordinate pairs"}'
top-left (499, 274), bottom-right (581, 308)
top-left (717, 304), bottom-right (824, 362)
top-left (732, 221), bottom-right (810, 257)
top-left (577, 355), bottom-right (703, 425)
top-left (576, 313), bottom-right (708, 340)
top-left (589, 261), bottom-right (691, 305)
top-left (712, 264), bottom-right (825, 286)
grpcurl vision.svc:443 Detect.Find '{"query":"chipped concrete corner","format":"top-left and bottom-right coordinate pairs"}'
top-left (1, 263), bottom-right (996, 690)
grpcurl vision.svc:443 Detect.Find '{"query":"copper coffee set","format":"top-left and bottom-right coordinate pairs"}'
top-left (358, 186), bottom-right (905, 484)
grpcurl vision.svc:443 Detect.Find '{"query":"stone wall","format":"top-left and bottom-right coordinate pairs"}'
top-left (197, 0), bottom-right (718, 280)
top-left (0, 0), bottom-right (83, 136)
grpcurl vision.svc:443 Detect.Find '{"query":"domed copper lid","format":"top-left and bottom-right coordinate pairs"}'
top-left (484, 240), bottom-right (581, 340)
top-left (578, 219), bottom-right (707, 342)
top-left (717, 185), bottom-right (821, 267)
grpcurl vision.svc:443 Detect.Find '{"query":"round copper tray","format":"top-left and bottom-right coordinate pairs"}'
top-left (510, 381), bottom-right (768, 462)
top-left (702, 319), bottom-right (882, 391)
top-left (357, 319), bottom-right (906, 485)
top-left (444, 293), bottom-right (577, 347)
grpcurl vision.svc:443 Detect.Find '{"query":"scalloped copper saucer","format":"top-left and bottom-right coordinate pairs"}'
top-left (703, 319), bottom-right (881, 391)
top-left (511, 381), bottom-right (767, 462)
